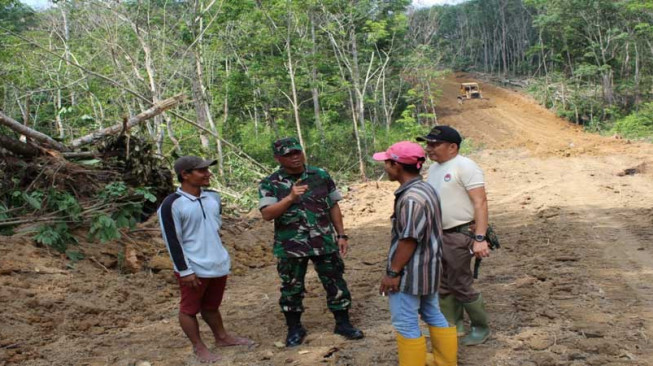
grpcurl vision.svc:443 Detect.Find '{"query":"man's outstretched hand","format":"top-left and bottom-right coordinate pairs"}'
top-left (289, 178), bottom-right (308, 202)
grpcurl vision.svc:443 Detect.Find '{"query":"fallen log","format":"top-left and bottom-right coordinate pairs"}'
top-left (61, 151), bottom-right (100, 159)
top-left (69, 94), bottom-right (187, 148)
top-left (0, 111), bottom-right (68, 151)
top-left (0, 134), bottom-right (41, 157)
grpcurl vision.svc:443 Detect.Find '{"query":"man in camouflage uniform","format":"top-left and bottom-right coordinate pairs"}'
top-left (259, 137), bottom-right (364, 347)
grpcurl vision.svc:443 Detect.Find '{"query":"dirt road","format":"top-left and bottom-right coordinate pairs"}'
top-left (2, 74), bottom-right (653, 365)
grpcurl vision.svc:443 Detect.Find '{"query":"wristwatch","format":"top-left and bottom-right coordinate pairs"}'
top-left (474, 234), bottom-right (486, 242)
top-left (337, 234), bottom-right (349, 240)
top-left (386, 269), bottom-right (404, 278)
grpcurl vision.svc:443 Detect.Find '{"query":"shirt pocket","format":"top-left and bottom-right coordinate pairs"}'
top-left (306, 184), bottom-right (331, 209)
top-left (280, 206), bottom-right (303, 225)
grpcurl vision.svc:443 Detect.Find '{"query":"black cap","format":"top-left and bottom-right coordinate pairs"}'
top-left (173, 156), bottom-right (217, 175)
top-left (416, 125), bottom-right (462, 146)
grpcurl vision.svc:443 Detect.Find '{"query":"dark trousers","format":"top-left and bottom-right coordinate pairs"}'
top-left (277, 252), bottom-right (352, 313)
top-left (438, 231), bottom-right (480, 303)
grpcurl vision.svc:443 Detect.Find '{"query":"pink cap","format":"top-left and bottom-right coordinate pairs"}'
top-left (372, 141), bottom-right (426, 168)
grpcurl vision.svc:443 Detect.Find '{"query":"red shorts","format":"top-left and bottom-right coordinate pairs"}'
top-left (175, 273), bottom-right (228, 315)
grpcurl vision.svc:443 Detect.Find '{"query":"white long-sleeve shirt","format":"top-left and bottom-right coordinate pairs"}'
top-left (158, 188), bottom-right (230, 277)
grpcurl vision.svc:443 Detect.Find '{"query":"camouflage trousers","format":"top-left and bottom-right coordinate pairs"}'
top-left (277, 252), bottom-right (352, 313)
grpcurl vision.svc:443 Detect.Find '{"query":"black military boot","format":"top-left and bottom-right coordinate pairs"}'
top-left (284, 312), bottom-right (307, 347)
top-left (333, 310), bottom-right (364, 340)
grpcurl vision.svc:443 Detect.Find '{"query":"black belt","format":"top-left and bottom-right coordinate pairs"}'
top-left (443, 221), bottom-right (474, 234)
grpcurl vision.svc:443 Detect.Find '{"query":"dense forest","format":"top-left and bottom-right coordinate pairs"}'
top-left (422, 0), bottom-right (653, 135)
top-left (1, 0), bottom-right (652, 247)
top-left (3, 0), bottom-right (652, 177)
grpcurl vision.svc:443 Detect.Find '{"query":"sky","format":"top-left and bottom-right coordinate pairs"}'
top-left (22, 0), bottom-right (469, 10)
top-left (413, 0), bottom-right (468, 7)
top-left (21, 0), bottom-right (49, 9)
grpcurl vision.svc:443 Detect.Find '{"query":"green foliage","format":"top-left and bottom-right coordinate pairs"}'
top-left (65, 250), bottom-right (85, 269)
top-left (98, 182), bottom-right (129, 201)
top-left (0, 203), bottom-right (13, 236)
top-left (459, 137), bottom-right (482, 155)
top-left (48, 191), bottom-right (82, 220)
top-left (88, 182), bottom-right (157, 242)
top-left (395, 105), bottom-right (417, 126)
top-left (0, 177), bottom-right (155, 247)
top-left (135, 187), bottom-right (157, 203)
top-left (19, 191), bottom-right (43, 210)
top-left (0, 0), bottom-right (35, 32)
top-left (613, 102), bottom-right (653, 139)
top-left (3, 189), bottom-right (83, 251)
top-left (89, 214), bottom-right (120, 243)
top-left (34, 223), bottom-right (78, 253)
top-left (392, 106), bottom-right (431, 138)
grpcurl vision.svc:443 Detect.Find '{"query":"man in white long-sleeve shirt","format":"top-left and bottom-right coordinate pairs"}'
top-left (158, 156), bottom-right (252, 363)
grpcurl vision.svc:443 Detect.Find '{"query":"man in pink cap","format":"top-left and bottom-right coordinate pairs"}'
top-left (373, 141), bottom-right (457, 366)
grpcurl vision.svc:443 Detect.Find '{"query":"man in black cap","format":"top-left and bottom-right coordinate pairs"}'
top-left (258, 137), bottom-right (364, 347)
top-left (158, 156), bottom-right (253, 363)
top-left (417, 126), bottom-right (492, 346)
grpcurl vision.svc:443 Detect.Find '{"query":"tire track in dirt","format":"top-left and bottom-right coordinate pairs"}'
top-left (463, 150), bottom-right (653, 365)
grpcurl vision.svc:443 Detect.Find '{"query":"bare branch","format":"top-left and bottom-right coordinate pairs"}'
top-left (69, 94), bottom-right (187, 148)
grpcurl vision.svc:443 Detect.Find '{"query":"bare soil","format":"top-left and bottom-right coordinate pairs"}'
top-left (2, 74), bottom-right (653, 366)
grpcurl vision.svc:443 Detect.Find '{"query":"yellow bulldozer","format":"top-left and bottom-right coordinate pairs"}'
top-left (459, 82), bottom-right (482, 100)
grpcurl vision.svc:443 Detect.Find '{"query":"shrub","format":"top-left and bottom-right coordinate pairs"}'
top-left (613, 102), bottom-right (653, 139)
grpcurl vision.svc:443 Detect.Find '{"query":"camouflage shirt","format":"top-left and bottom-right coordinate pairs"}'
top-left (258, 165), bottom-right (343, 258)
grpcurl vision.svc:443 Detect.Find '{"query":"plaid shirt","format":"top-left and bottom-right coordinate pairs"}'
top-left (390, 177), bottom-right (443, 295)
top-left (258, 165), bottom-right (343, 258)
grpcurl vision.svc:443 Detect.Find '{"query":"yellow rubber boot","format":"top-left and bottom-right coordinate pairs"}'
top-left (396, 333), bottom-right (427, 366)
top-left (426, 353), bottom-right (435, 366)
top-left (428, 326), bottom-right (458, 366)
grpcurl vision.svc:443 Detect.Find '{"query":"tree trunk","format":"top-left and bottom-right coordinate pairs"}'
top-left (55, 89), bottom-right (65, 139)
top-left (286, 31), bottom-right (305, 152)
top-left (0, 134), bottom-right (40, 157)
top-left (310, 14), bottom-right (325, 144)
top-left (0, 111), bottom-right (68, 151)
top-left (350, 26), bottom-right (368, 159)
top-left (634, 42), bottom-right (641, 105)
top-left (500, 1), bottom-right (508, 77)
top-left (328, 30), bottom-right (366, 180)
top-left (602, 70), bottom-right (614, 105)
top-left (219, 58), bottom-right (229, 177)
top-left (192, 0), bottom-right (224, 176)
top-left (130, 21), bottom-right (163, 153)
top-left (191, 76), bottom-right (211, 149)
top-left (163, 114), bottom-right (182, 155)
top-left (60, 5), bottom-right (75, 107)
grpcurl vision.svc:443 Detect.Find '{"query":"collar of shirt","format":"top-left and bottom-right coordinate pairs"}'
top-left (176, 187), bottom-right (209, 201)
top-left (277, 165), bottom-right (318, 180)
top-left (393, 176), bottom-right (423, 197)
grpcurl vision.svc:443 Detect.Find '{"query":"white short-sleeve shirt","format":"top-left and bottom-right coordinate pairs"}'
top-left (426, 155), bottom-right (484, 230)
